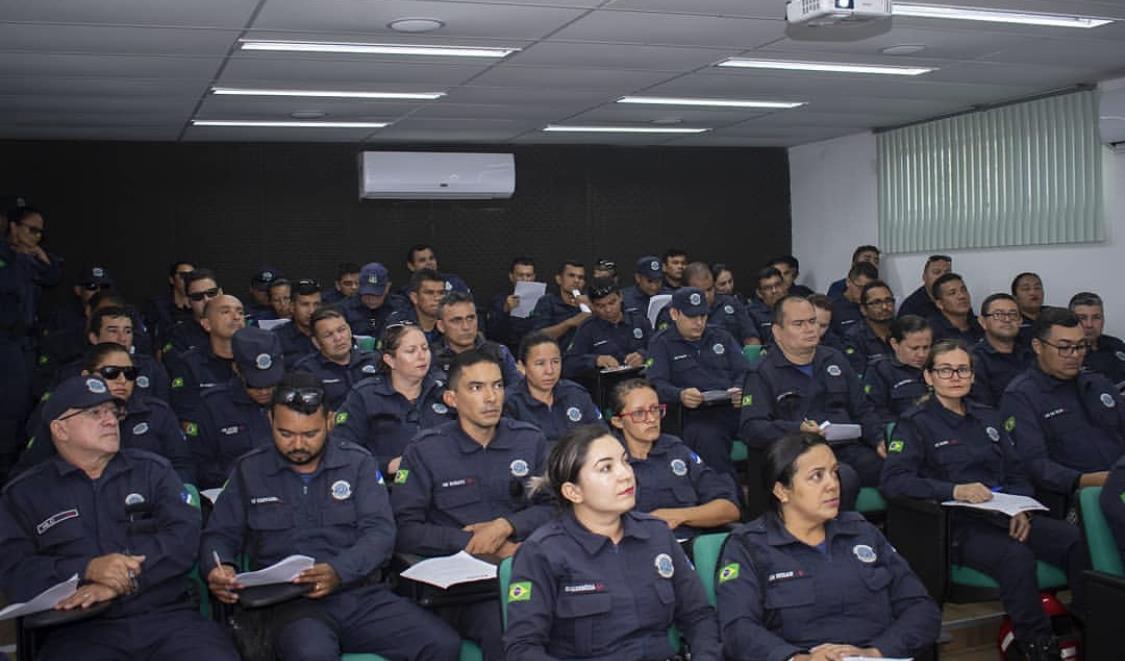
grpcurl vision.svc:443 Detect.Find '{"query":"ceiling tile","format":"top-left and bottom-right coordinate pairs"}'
top-left (183, 125), bottom-right (376, 142)
top-left (0, 125), bottom-right (182, 140)
top-left (408, 102), bottom-right (595, 120)
top-left (0, 53), bottom-right (222, 80)
top-left (467, 65), bottom-right (674, 91)
top-left (0, 0), bottom-right (259, 28)
top-left (564, 104), bottom-right (771, 125)
top-left (759, 26), bottom-right (1035, 60)
top-left (197, 94), bottom-right (426, 120)
top-left (510, 41), bottom-right (739, 71)
top-left (981, 38), bottom-right (1125, 69)
top-left (549, 10), bottom-right (785, 48)
top-left (0, 24), bottom-right (239, 56)
top-left (599, 0), bottom-right (784, 20)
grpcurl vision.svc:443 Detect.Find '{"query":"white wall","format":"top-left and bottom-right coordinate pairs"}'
top-left (789, 131), bottom-right (1125, 331)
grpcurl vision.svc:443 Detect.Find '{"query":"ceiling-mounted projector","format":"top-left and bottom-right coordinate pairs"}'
top-left (786, 0), bottom-right (893, 26)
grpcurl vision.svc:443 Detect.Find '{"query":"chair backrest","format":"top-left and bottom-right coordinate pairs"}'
top-left (355, 335), bottom-right (377, 353)
top-left (691, 532), bottom-right (729, 607)
top-left (742, 344), bottom-right (764, 365)
top-left (498, 556), bottom-right (513, 630)
top-left (1079, 487), bottom-right (1125, 577)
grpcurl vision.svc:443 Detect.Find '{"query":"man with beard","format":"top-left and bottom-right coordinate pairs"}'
top-left (273, 278), bottom-right (321, 365)
top-left (929, 272), bottom-right (984, 345)
top-left (842, 280), bottom-right (896, 375)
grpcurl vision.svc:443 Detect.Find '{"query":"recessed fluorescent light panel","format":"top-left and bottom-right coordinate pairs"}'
top-left (543, 125), bottom-right (710, 134)
top-left (239, 40), bottom-right (519, 58)
top-left (192, 120), bottom-right (390, 128)
top-left (717, 58), bottom-right (933, 76)
top-left (893, 4), bottom-right (1113, 28)
top-left (211, 87), bottom-right (445, 100)
top-left (618, 96), bottom-right (805, 109)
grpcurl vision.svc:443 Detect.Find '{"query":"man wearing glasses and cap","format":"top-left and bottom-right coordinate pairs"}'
top-left (188, 326), bottom-right (284, 490)
top-left (0, 374), bottom-right (239, 661)
top-left (202, 372), bottom-right (461, 660)
top-left (40, 264), bottom-right (114, 341)
top-left (1000, 308), bottom-right (1125, 507)
top-left (343, 262), bottom-right (404, 341)
top-left (273, 278), bottom-right (322, 366)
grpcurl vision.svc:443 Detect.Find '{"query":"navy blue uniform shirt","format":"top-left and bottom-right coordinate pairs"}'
top-left (746, 299), bottom-right (775, 343)
top-left (830, 298), bottom-right (863, 338)
top-left (1000, 365), bottom-right (1125, 494)
top-left (431, 334), bottom-right (520, 385)
top-left (505, 511), bottom-right (721, 661)
top-left (0, 449), bottom-right (200, 618)
top-left (928, 313), bottom-right (984, 345)
top-left (330, 373), bottom-right (455, 474)
top-left (292, 349), bottom-right (381, 411)
top-left (383, 307), bottom-right (441, 345)
top-left (898, 286), bottom-right (938, 320)
top-left (842, 321), bottom-right (892, 376)
top-left (487, 291), bottom-right (537, 352)
top-left (645, 325), bottom-right (748, 405)
top-left (342, 295), bottom-right (406, 342)
top-left (881, 397), bottom-right (1034, 501)
top-left (970, 341), bottom-right (1033, 407)
top-left (717, 512), bottom-right (940, 661)
top-left (503, 378), bottom-right (603, 443)
top-left (273, 321), bottom-right (316, 367)
top-left (563, 310), bottom-right (650, 378)
top-left (164, 319), bottom-right (209, 357)
top-left (1085, 334), bottom-right (1125, 386)
top-left (655, 295), bottom-right (759, 345)
top-left (531, 293), bottom-right (585, 349)
top-left (863, 358), bottom-right (926, 429)
top-left (188, 378), bottom-right (272, 489)
top-left (201, 440), bottom-right (393, 584)
top-left (390, 418), bottom-right (551, 557)
top-left (167, 346), bottom-right (234, 423)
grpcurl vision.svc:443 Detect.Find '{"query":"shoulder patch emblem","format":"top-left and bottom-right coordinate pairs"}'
top-left (670, 459), bottom-right (688, 476)
top-left (654, 553), bottom-right (675, 578)
top-left (331, 480), bottom-right (352, 500)
top-left (826, 364), bottom-right (842, 377)
top-left (508, 581), bottom-right (532, 603)
top-left (888, 439), bottom-right (905, 453)
top-left (566, 406), bottom-right (582, 422)
top-left (719, 563), bottom-right (740, 583)
top-left (394, 469), bottom-right (409, 485)
top-left (853, 544), bottom-right (877, 564)
top-left (335, 411), bottom-right (349, 425)
top-left (1004, 416), bottom-right (1016, 432)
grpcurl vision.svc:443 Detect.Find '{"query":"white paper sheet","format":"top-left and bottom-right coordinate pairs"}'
top-left (647, 294), bottom-right (672, 330)
top-left (200, 488), bottom-right (223, 505)
top-left (702, 389), bottom-right (734, 404)
top-left (235, 555), bottom-right (315, 587)
top-left (257, 318), bottom-right (291, 332)
top-left (600, 364), bottom-right (643, 375)
top-left (942, 492), bottom-right (1048, 517)
top-left (819, 421), bottom-right (862, 442)
top-left (510, 281), bottom-right (547, 319)
top-left (398, 551), bottom-right (498, 590)
top-left (0, 574), bottom-right (79, 621)
top-left (571, 290), bottom-right (592, 314)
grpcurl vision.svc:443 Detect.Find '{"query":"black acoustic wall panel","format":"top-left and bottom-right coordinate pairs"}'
top-left (0, 140), bottom-right (791, 311)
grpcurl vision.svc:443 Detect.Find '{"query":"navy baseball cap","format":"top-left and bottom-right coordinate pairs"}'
top-left (232, 327), bottom-right (284, 388)
top-left (251, 267), bottom-right (283, 292)
top-left (42, 375), bottom-right (124, 423)
top-left (671, 287), bottom-right (708, 316)
top-left (77, 265), bottom-right (114, 287)
top-left (635, 256), bottom-right (663, 281)
top-left (358, 262), bottom-right (390, 296)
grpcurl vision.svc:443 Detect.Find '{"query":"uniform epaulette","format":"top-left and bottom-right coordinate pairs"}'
top-left (1, 461), bottom-right (50, 495)
top-left (334, 439), bottom-right (373, 456)
top-left (234, 445), bottom-right (274, 466)
top-left (120, 447), bottom-right (172, 468)
top-left (503, 417), bottom-right (543, 433)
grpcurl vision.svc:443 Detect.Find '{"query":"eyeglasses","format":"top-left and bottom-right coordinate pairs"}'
top-left (97, 366), bottom-right (138, 381)
top-left (59, 401), bottom-right (123, 422)
top-left (276, 386), bottom-right (324, 412)
top-left (928, 366), bottom-right (973, 379)
top-left (188, 287), bottom-right (220, 302)
top-left (1039, 340), bottom-right (1089, 356)
top-left (618, 404), bottom-right (666, 423)
top-left (863, 297), bottom-right (896, 308)
top-left (982, 311), bottom-right (1021, 321)
top-left (83, 283), bottom-right (112, 292)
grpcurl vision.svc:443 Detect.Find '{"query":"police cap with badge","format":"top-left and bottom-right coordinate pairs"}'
top-left (232, 326), bottom-right (285, 388)
top-left (43, 374), bottom-right (125, 423)
top-left (358, 262), bottom-right (390, 296)
top-left (671, 287), bottom-right (708, 317)
top-left (635, 256), bottom-right (663, 282)
top-left (250, 266), bottom-right (283, 292)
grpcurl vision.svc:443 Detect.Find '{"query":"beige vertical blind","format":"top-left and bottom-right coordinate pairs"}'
top-left (878, 90), bottom-right (1104, 253)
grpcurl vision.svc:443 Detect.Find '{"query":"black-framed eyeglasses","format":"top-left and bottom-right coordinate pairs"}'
top-left (617, 403), bottom-right (666, 423)
top-left (58, 401), bottom-right (124, 422)
top-left (863, 297), bottom-right (896, 308)
top-left (98, 365), bottom-right (138, 381)
top-left (928, 366), bottom-right (973, 379)
top-left (1039, 340), bottom-right (1089, 356)
top-left (275, 386), bottom-right (324, 411)
top-left (982, 311), bottom-right (1021, 321)
top-left (188, 287), bottom-right (220, 302)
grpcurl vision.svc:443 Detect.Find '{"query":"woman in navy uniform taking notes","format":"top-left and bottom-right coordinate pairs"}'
top-left (881, 339), bottom-right (1088, 661)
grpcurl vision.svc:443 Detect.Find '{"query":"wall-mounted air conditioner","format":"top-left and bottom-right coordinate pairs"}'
top-left (359, 151), bottom-right (515, 200)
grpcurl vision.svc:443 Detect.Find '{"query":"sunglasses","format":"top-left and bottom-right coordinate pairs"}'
top-left (98, 365), bottom-right (138, 381)
top-left (276, 386), bottom-right (324, 412)
top-left (84, 282), bottom-right (112, 292)
top-left (188, 287), bottom-right (221, 302)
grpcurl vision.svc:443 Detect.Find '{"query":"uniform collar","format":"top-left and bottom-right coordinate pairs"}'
top-left (125, 395), bottom-right (151, 416)
top-left (562, 510), bottom-right (651, 554)
top-left (763, 511), bottom-right (862, 547)
top-left (450, 419), bottom-right (512, 453)
top-left (50, 450), bottom-right (130, 480)
top-left (1028, 363), bottom-right (1072, 391)
top-left (262, 437), bottom-right (346, 476)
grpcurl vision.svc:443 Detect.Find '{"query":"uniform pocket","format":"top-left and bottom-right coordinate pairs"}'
top-left (556, 592), bottom-right (613, 656)
top-left (247, 505), bottom-right (295, 531)
top-left (432, 483), bottom-right (483, 525)
top-left (322, 502), bottom-right (357, 526)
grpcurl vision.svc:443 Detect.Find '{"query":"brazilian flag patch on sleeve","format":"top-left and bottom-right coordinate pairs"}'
top-left (508, 581), bottom-right (532, 603)
top-left (1004, 416), bottom-right (1016, 432)
top-left (718, 563), bottom-right (740, 584)
top-left (335, 411), bottom-right (348, 425)
top-left (171, 376), bottom-right (185, 389)
top-left (394, 470), bottom-right (409, 485)
top-left (888, 439), bottom-right (905, 453)
top-left (183, 422), bottom-right (199, 437)
top-left (741, 394), bottom-right (752, 407)
top-left (644, 357), bottom-right (655, 369)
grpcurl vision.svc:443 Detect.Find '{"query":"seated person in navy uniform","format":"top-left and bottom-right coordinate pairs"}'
top-left (718, 432), bottom-right (940, 661)
top-left (531, 259), bottom-right (592, 349)
top-left (645, 287), bottom-right (749, 478)
top-left (167, 293), bottom-right (245, 423)
top-left (829, 261), bottom-right (878, 339)
top-left (622, 255), bottom-right (667, 317)
top-left (609, 379), bottom-right (740, 539)
top-left (661, 248), bottom-right (687, 291)
top-left (331, 322), bottom-right (455, 475)
top-left (292, 306), bottom-right (380, 411)
top-left (897, 254), bottom-right (951, 320)
top-left (164, 268), bottom-right (222, 357)
top-left (564, 277), bottom-right (650, 379)
top-left (1000, 308), bottom-right (1125, 504)
top-left (1100, 454), bottom-right (1125, 563)
top-left (1070, 291), bottom-right (1125, 386)
top-left (17, 343), bottom-right (193, 483)
top-left (144, 260), bottom-right (195, 354)
top-left (391, 350), bottom-right (552, 660)
top-left (245, 267), bottom-right (282, 323)
top-left (432, 290), bottom-right (520, 384)
top-left (746, 267), bottom-right (788, 342)
top-left (320, 261), bottom-right (360, 305)
top-left (1012, 272), bottom-right (1045, 348)
top-left (864, 315), bottom-right (931, 429)
top-left (842, 280), bottom-right (896, 376)
top-left (655, 262), bottom-right (759, 346)
top-left (712, 263), bottom-right (745, 306)
top-left (266, 278), bottom-right (293, 322)
top-left (769, 255), bottom-right (815, 299)
top-left (400, 242), bottom-right (471, 296)
top-left (504, 425), bottom-right (722, 661)
top-left (487, 256), bottom-right (538, 353)
top-left (809, 293), bottom-right (846, 352)
top-left (826, 244), bottom-right (880, 300)
top-left (342, 262), bottom-right (404, 342)
top-left (187, 326), bottom-right (282, 489)
top-left (928, 272), bottom-right (984, 345)
top-left (38, 264), bottom-right (114, 355)
top-left (504, 332), bottom-right (603, 443)
top-left (971, 293), bottom-right (1034, 406)
top-left (0, 374), bottom-right (238, 661)
top-left (386, 268), bottom-right (447, 345)
top-left (882, 339), bottom-right (1088, 659)
top-left (272, 277), bottom-right (320, 366)
top-left (740, 296), bottom-right (885, 506)
top-left (203, 372), bottom-right (460, 661)
top-left (50, 305), bottom-right (171, 404)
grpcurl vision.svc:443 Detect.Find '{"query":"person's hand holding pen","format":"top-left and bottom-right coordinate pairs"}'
top-left (206, 551), bottom-right (241, 604)
top-left (84, 553), bottom-right (145, 595)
